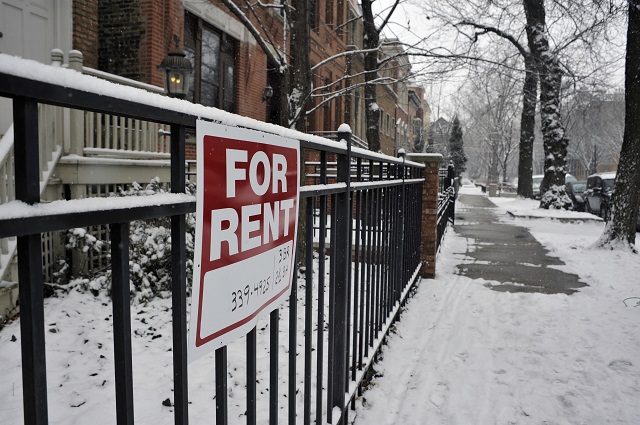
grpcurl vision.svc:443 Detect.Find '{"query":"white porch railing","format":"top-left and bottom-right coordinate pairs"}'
top-left (81, 63), bottom-right (169, 155)
top-left (0, 49), bottom-right (172, 284)
top-left (84, 112), bottom-right (169, 153)
top-left (0, 126), bottom-right (16, 279)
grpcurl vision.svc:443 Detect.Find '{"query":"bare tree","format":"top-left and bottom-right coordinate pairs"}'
top-left (597, 0), bottom-right (640, 249)
top-left (564, 89), bottom-right (624, 175)
top-left (361, 0), bottom-right (401, 152)
top-left (418, 0), bottom-right (623, 200)
top-left (218, 0), bottom-right (292, 127)
top-left (456, 20), bottom-right (538, 197)
top-left (456, 58), bottom-right (521, 183)
top-left (522, 0), bottom-right (572, 208)
top-left (289, 0), bottom-right (310, 132)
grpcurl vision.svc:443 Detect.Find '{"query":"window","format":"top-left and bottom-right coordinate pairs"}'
top-left (347, 9), bottom-right (357, 45)
top-left (184, 12), bottom-right (237, 112)
top-left (326, 0), bottom-right (334, 25)
top-left (323, 77), bottom-right (332, 131)
top-left (337, 0), bottom-right (345, 37)
top-left (413, 118), bottom-right (422, 135)
top-left (354, 88), bottom-right (361, 131)
top-left (310, 0), bottom-right (318, 31)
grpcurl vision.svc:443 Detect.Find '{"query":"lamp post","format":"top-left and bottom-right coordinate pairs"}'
top-left (158, 38), bottom-right (193, 99)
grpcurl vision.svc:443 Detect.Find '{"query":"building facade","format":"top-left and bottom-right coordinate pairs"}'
top-left (1, 0), bottom-right (432, 154)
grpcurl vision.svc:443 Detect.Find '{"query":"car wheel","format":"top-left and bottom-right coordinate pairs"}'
top-left (600, 204), bottom-right (610, 222)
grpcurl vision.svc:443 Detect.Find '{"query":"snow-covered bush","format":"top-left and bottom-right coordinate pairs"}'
top-left (66, 228), bottom-right (106, 253)
top-left (60, 177), bottom-right (196, 302)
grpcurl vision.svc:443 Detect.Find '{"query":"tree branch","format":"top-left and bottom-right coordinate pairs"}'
top-left (457, 20), bottom-right (529, 59)
top-left (218, 0), bottom-right (285, 68)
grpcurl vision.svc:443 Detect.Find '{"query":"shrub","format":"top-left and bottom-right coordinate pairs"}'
top-left (59, 178), bottom-right (196, 302)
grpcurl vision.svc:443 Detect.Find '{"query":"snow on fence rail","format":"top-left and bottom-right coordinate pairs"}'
top-left (0, 53), bottom-right (432, 425)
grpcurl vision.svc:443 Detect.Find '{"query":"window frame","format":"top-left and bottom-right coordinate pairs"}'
top-left (184, 12), bottom-right (237, 113)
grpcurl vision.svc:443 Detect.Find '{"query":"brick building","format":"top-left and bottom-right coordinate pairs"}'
top-left (1, 0), bottom-right (430, 152)
top-left (408, 85), bottom-right (431, 153)
top-left (375, 39), bottom-right (430, 156)
top-left (72, 0), bottom-right (351, 134)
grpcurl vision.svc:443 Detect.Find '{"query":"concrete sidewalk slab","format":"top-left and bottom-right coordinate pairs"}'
top-left (453, 193), bottom-right (587, 295)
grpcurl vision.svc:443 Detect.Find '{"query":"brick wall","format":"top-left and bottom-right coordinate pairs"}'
top-left (377, 84), bottom-right (398, 156)
top-left (98, 0), bottom-right (145, 81)
top-left (235, 42), bottom-right (268, 122)
top-left (407, 154), bottom-right (442, 278)
top-left (73, 0), bottom-right (99, 68)
top-left (139, 0), bottom-right (183, 88)
top-left (72, 0), bottom-right (350, 130)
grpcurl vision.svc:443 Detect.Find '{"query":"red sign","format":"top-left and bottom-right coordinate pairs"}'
top-left (189, 121), bottom-right (299, 362)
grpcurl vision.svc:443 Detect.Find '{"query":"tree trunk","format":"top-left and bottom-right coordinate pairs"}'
top-left (361, 0), bottom-right (381, 152)
top-left (290, 0), bottom-right (311, 264)
top-left (290, 0), bottom-right (310, 131)
top-left (523, 0), bottom-right (571, 209)
top-left (517, 56), bottom-right (537, 198)
top-left (502, 152), bottom-right (509, 185)
top-left (487, 132), bottom-right (500, 183)
top-left (273, 0), bottom-right (290, 128)
top-left (597, 0), bottom-right (640, 249)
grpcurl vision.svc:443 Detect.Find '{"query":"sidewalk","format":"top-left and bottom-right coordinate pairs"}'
top-left (455, 193), bottom-right (587, 295)
top-left (352, 188), bottom-right (640, 424)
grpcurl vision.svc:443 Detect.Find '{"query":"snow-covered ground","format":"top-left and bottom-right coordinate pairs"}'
top-left (2, 184), bottom-right (639, 424)
top-left (352, 185), bottom-right (640, 424)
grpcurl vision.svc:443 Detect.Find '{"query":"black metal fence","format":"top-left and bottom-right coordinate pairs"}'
top-left (437, 164), bottom-right (456, 252)
top-left (0, 66), bottom-right (426, 424)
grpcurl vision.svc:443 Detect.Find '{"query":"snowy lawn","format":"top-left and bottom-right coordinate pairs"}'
top-left (352, 186), bottom-right (640, 424)
top-left (0, 251), bottom-right (335, 425)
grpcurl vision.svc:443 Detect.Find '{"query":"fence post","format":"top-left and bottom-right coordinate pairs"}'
top-left (406, 153), bottom-right (443, 278)
top-left (330, 125), bottom-right (352, 422)
top-left (14, 96), bottom-right (49, 424)
top-left (445, 160), bottom-right (454, 190)
top-left (397, 148), bottom-right (406, 299)
top-left (447, 162), bottom-right (456, 225)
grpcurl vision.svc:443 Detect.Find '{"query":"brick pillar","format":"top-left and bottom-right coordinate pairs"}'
top-left (407, 153), bottom-right (443, 278)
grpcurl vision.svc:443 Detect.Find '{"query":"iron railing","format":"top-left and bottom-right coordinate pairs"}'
top-left (436, 163), bottom-right (456, 252)
top-left (0, 59), bottom-right (426, 425)
top-left (0, 50), bottom-right (172, 284)
top-left (437, 187), bottom-right (456, 252)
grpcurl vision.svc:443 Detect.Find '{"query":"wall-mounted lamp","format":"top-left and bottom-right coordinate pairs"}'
top-left (262, 85), bottom-right (274, 102)
top-left (158, 36), bottom-right (193, 99)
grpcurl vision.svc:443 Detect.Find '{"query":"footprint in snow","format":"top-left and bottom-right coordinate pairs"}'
top-left (429, 382), bottom-right (448, 407)
top-left (608, 359), bottom-right (633, 372)
top-left (453, 351), bottom-right (469, 362)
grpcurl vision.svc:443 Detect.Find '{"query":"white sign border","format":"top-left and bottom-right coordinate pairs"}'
top-left (188, 120), bottom-right (300, 363)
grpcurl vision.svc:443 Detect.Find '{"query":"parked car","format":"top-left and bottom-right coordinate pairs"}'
top-left (584, 172), bottom-right (616, 221)
top-left (532, 175), bottom-right (544, 198)
top-left (566, 180), bottom-right (587, 212)
top-left (532, 173), bottom-right (577, 199)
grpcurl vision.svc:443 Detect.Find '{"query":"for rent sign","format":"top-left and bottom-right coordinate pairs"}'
top-left (189, 121), bottom-right (300, 362)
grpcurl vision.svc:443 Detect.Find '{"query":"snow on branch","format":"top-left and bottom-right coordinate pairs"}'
top-left (218, 0), bottom-right (285, 67)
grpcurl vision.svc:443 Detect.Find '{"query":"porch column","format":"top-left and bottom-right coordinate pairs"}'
top-left (68, 50), bottom-right (85, 158)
